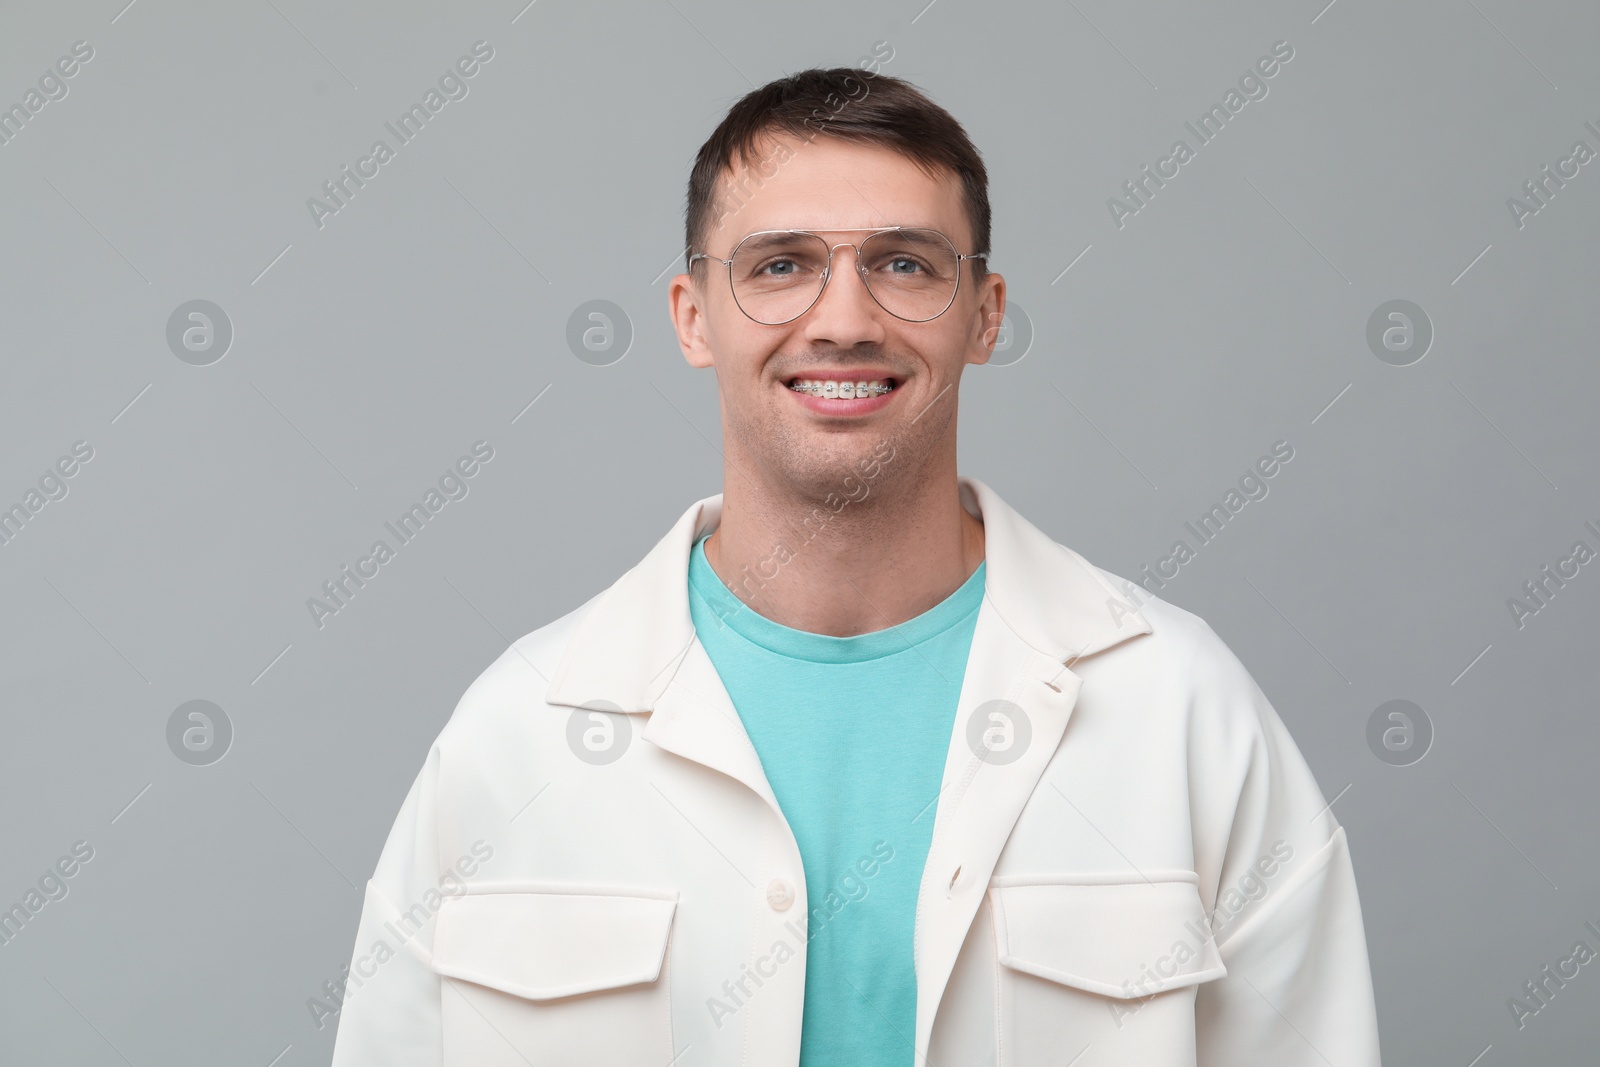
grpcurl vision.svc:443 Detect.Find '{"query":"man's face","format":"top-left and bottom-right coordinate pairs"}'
top-left (669, 133), bottom-right (1005, 498)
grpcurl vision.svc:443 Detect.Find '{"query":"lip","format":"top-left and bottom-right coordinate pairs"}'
top-left (782, 373), bottom-right (901, 417)
top-left (783, 369), bottom-right (899, 383)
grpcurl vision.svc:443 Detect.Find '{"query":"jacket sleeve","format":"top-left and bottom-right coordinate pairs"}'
top-left (329, 744), bottom-right (445, 1066)
top-left (1189, 623), bottom-right (1382, 1067)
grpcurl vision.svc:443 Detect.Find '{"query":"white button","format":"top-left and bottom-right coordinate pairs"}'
top-left (766, 878), bottom-right (794, 911)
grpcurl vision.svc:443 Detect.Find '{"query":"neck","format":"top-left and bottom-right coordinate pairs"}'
top-left (702, 461), bottom-right (985, 638)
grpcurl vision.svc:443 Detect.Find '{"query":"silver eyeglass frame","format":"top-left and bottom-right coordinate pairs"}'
top-left (687, 225), bottom-right (989, 325)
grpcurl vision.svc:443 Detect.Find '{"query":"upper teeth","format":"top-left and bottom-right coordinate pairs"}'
top-left (788, 379), bottom-right (894, 398)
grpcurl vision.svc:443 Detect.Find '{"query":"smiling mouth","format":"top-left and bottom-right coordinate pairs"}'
top-left (784, 376), bottom-right (899, 398)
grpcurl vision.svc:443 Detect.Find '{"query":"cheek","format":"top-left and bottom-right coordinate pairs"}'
top-left (716, 323), bottom-right (789, 381)
top-left (923, 326), bottom-right (975, 374)
top-left (696, 303), bottom-right (742, 363)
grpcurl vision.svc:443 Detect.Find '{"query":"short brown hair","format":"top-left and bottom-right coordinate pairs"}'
top-left (684, 67), bottom-right (991, 284)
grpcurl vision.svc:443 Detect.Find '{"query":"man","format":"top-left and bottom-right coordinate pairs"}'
top-left (330, 67), bottom-right (1382, 1066)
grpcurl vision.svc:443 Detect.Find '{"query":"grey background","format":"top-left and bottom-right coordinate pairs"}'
top-left (1, 0), bottom-right (1596, 1062)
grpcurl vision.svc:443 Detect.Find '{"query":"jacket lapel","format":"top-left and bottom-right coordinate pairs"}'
top-left (909, 607), bottom-right (1085, 1061)
top-left (905, 478), bottom-right (1155, 1061)
top-left (542, 490), bottom-right (789, 812)
top-left (643, 635), bottom-right (786, 814)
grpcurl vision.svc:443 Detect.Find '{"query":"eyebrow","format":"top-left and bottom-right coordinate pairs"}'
top-left (736, 227), bottom-right (949, 250)
top-left (735, 231), bottom-right (821, 254)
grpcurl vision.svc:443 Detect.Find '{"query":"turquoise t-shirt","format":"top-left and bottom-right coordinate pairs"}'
top-left (687, 533), bottom-right (985, 1064)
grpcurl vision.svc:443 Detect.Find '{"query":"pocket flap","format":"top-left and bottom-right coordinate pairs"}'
top-left (989, 874), bottom-right (1226, 999)
top-left (432, 886), bottom-right (678, 1001)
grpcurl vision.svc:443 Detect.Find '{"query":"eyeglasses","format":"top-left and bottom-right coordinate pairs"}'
top-left (688, 226), bottom-right (987, 325)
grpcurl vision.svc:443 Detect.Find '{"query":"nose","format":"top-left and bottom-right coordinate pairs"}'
top-left (801, 242), bottom-right (887, 345)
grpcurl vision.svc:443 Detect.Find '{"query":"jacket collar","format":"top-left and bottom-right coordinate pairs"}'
top-left (543, 475), bottom-right (1152, 712)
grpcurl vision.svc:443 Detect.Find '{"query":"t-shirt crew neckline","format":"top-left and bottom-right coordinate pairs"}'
top-left (688, 532), bottom-right (986, 665)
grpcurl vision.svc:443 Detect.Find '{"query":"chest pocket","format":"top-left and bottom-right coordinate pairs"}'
top-left (430, 886), bottom-right (678, 1067)
top-left (989, 873), bottom-right (1226, 1067)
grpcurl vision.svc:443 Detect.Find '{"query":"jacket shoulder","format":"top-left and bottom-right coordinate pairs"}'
top-left (433, 589), bottom-right (602, 746)
top-left (1090, 566), bottom-right (1342, 831)
top-left (1089, 565), bottom-right (1276, 733)
top-left (1092, 565), bottom-right (1232, 666)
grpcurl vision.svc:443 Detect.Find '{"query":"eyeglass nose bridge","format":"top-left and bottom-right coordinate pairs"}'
top-left (816, 238), bottom-right (874, 289)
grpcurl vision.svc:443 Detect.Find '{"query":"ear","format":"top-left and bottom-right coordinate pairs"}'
top-left (968, 271), bottom-right (1006, 367)
top-left (669, 270), bottom-right (716, 369)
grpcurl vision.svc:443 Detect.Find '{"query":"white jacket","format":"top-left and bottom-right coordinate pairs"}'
top-left (329, 475), bottom-right (1381, 1066)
